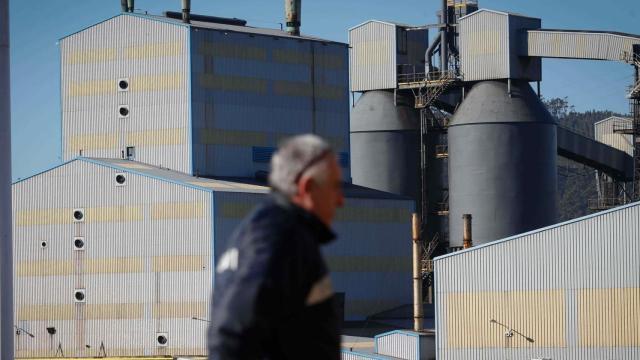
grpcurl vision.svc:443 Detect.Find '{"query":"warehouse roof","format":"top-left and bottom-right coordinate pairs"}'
top-left (60, 12), bottom-right (346, 46)
top-left (14, 157), bottom-right (410, 200)
top-left (434, 200), bottom-right (640, 261)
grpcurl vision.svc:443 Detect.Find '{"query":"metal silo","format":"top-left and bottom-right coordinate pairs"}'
top-left (448, 80), bottom-right (557, 246)
top-left (350, 91), bottom-right (420, 199)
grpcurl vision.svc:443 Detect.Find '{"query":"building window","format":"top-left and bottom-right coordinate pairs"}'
top-left (126, 146), bottom-right (136, 160)
top-left (397, 27), bottom-right (407, 55)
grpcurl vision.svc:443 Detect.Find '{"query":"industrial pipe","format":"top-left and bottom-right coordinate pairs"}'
top-left (425, 36), bottom-right (441, 74)
top-left (284, 0), bottom-right (301, 35)
top-left (0, 0), bottom-right (13, 358)
top-left (440, 0), bottom-right (449, 73)
top-left (463, 214), bottom-right (472, 249)
top-left (412, 213), bottom-right (423, 331)
top-left (127, 0), bottom-right (134, 12)
top-left (120, 0), bottom-right (128, 12)
top-left (181, 0), bottom-right (191, 24)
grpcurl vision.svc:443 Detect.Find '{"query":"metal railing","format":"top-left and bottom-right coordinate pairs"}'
top-left (588, 197), bottom-right (626, 210)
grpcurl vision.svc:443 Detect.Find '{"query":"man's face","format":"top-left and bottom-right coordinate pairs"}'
top-left (309, 156), bottom-right (344, 226)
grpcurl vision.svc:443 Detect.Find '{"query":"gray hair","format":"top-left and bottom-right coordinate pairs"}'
top-left (269, 134), bottom-right (334, 197)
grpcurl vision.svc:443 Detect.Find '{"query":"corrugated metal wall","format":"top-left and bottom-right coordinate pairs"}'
top-left (60, 15), bottom-right (191, 173)
top-left (190, 27), bottom-right (350, 179)
top-left (434, 202), bottom-right (640, 360)
top-left (595, 116), bottom-right (633, 156)
top-left (213, 192), bottom-right (414, 320)
top-left (528, 30), bottom-right (640, 61)
top-left (12, 160), bottom-right (212, 357)
top-left (349, 21), bottom-right (396, 91)
top-left (459, 11), bottom-right (510, 81)
top-left (376, 332), bottom-right (418, 360)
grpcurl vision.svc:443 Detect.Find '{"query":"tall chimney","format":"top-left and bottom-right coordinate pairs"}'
top-left (284, 0), bottom-right (301, 36)
top-left (0, 0), bottom-right (14, 358)
top-left (127, 0), bottom-right (134, 12)
top-left (462, 214), bottom-right (472, 249)
top-left (412, 213), bottom-right (424, 332)
top-left (120, 0), bottom-right (128, 12)
top-left (181, 0), bottom-right (191, 23)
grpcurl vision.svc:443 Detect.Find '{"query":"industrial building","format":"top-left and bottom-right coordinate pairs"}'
top-left (12, 7), bottom-right (416, 358)
top-left (433, 201), bottom-right (640, 360)
top-left (11, 0), bottom-right (640, 359)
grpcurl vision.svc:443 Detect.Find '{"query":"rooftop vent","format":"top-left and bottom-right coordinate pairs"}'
top-left (163, 11), bottom-right (247, 26)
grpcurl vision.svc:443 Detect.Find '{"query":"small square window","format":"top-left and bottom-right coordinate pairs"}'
top-left (126, 146), bottom-right (136, 160)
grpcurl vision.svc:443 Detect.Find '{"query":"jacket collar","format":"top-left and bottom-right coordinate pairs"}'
top-left (270, 191), bottom-right (336, 245)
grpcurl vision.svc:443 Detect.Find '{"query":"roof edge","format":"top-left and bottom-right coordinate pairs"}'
top-left (434, 200), bottom-right (640, 261)
top-left (459, 8), bottom-right (540, 22)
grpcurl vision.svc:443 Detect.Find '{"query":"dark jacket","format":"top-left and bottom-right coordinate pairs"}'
top-left (207, 192), bottom-right (340, 360)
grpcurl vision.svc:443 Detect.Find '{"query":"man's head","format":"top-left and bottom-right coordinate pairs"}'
top-left (269, 134), bottom-right (344, 226)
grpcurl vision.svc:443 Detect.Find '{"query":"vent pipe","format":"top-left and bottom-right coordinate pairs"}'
top-left (181, 0), bottom-right (191, 23)
top-left (0, 0), bottom-right (14, 358)
top-left (462, 214), bottom-right (472, 249)
top-left (284, 0), bottom-right (301, 35)
top-left (127, 0), bottom-right (134, 12)
top-left (412, 213), bottom-right (424, 331)
top-left (440, 0), bottom-right (449, 72)
top-left (120, 0), bottom-right (128, 12)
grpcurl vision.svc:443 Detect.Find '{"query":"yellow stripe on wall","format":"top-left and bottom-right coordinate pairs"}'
top-left (68, 79), bottom-right (113, 96)
top-left (153, 301), bottom-right (207, 318)
top-left (326, 256), bottom-right (411, 272)
top-left (151, 202), bottom-right (205, 220)
top-left (66, 48), bottom-right (116, 65)
top-left (219, 202), bottom-right (257, 218)
top-left (85, 258), bottom-right (144, 274)
top-left (198, 74), bottom-right (268, 93)
top-left (446, 290), bottom-right (566, 348)
top-left (68, 73), bottom-right (184, 97)
top-left (152, 255), bottom-right (208, 272)
top-left (273, 80), bottom-right (313, 97)
top-left (17, 260), bottom-right (73, 277)
top-left (272, 49), bottom-right (312, 65)
top-left (85, 206), bottom-right (143, 223)
top-left (16, 208), bottom-right (72, 226)
top-left (126, 128), bottom-right (187, 146)
top-left (85, 303), bottom-right (144, 319)
top-left (17, 206), bottom-right (143, 225)
top-left (335, 207), bottom-right (411, 223)
top-left (68, 133), bottom-right (118, 152)
top-left (199, 129), bottom-right (268, 146)
top-left (17, 304), bottom-right (74, 321)
top-left (199, 42), bottom-right (267, 60)
top-left (124, 42), bottom-right (183, 59)
top-left (578, 287), bottom-right (640, 347)
top-left (128, 73), bottom-right (184, 92)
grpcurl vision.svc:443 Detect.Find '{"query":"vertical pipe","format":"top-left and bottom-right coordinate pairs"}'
top-left (462, 214), bottom-right (472, 249)
top-left (181, 0), bottom-right (191, 23)
top-left (412, 213), bottom-right (423, 332)
top-left (284, 0), bottom-right (301, 36)
top-left (440, 0), bottom-right (448, 73)
top-left (120, 0), bottom-right (128, 12)
top-left (0, 0), bottom-right (13, 358)
top-left (127, 0), bottom-right (134, 12)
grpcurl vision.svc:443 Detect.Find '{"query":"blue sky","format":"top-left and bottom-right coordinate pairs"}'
top-left (9, 0), bottom-right (639, 181)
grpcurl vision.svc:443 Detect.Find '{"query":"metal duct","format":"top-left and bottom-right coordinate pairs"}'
top-left (0, 0), bottom-right (13, 358)
top-left (120, 0), bottom-right (128, 12)
top-left (412, 213), bottom-right (423, 332)
top-left (127, 0), bottom-right (134, 12)
top-left (462, 214), bottom-right (472, 249)
top-left (285, 0), bottom-right (301, 35)
top-left (181, 0), bottom-right (190, 23)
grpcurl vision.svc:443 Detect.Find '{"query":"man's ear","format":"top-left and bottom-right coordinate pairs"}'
top-left (297, 175), bottom-right (315, 196)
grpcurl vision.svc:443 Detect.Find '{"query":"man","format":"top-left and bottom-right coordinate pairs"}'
top-left (208, 134), bottom-right (344, 360)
